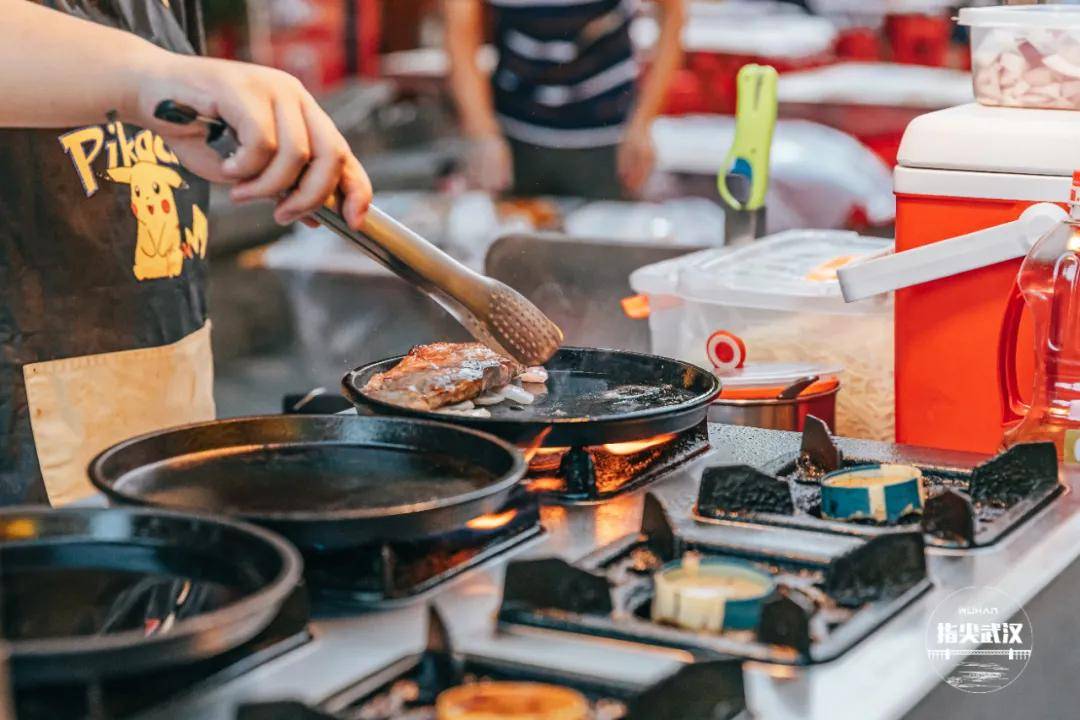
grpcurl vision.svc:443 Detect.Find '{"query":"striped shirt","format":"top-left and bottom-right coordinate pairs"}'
top-left (488, 0), bottom-right (638, 148)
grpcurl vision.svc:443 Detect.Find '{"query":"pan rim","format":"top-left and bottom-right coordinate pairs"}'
top-left (0, 505), bottom-right (303, 663)
top-left (88, 414), bottom-right (528, 524)
top-left (342, 346), bottom-right (722, 427)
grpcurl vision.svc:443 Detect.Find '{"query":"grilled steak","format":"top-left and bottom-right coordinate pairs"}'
top-left (362, 342), bottom-right (524, 411)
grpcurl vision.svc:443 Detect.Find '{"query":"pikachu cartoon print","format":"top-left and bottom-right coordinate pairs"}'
top-left (59, 119), bottom-right (208, 282)
top-left (110, 162), bottom-right (187, 279)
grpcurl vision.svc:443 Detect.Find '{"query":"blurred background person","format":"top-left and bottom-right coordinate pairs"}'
top-left (444, 0), bottom-right (686, 199)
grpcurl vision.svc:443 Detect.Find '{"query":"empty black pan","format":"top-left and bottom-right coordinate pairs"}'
top-left (1, 506), bottom-right (301, 684)
top-left (343, 347), bottom-right (721, 447)
top-left (90, 415), bottom-right (526, 550)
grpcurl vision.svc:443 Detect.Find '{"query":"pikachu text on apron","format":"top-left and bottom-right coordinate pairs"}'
top-left (0, 0), bottom-right (213, 506)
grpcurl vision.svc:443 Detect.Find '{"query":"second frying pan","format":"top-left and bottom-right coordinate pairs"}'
top-left (89, 415), bottom-right (526, 550)
top-left (343, 347), bottom-right (721, 447)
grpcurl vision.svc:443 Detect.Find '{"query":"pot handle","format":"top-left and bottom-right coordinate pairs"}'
top-left (998, 280), bottom-right (1029, 426)
top-left (837, 203), bottom-right (1066, 302)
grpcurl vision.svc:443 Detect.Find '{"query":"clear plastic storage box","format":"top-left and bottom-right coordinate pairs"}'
top-left (629, 230), bottom-right (893, 440)
top-left (960, 5), bottom-right (1080, 111)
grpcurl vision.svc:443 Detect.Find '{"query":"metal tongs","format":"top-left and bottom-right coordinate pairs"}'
top-left (155, 101), bottom-right (563, 366)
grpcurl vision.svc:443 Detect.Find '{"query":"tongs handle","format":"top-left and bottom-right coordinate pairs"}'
top-left (154, 100), bottom-right (489, 335)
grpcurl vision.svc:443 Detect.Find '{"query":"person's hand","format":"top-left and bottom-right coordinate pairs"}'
top-left (617, 120), bottom-right (656, 197)
top-left (130, 53), bottom-right (371, 231)
top-left (465, 134), bottom-right (513, 193)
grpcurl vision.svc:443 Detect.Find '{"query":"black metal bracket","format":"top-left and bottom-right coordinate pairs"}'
top-left (560, 447), bottom-right (599, 498)
top-left (824, 532), bottom-right (927, 607)
top-left (627, 660), bottom-right (747, 720)
top-left (501, 558), bottom-right (613, 615)
top-left (922, 489), bottom-right (977, 545)
top-left (969, 442), bottom-right (1059, 507)
top-left (697, 464), bottom-right (795, 516)
top-left (415, 606), bottom-right (465, 704)
top-left (640, 492), bottom-right (681, 561)
top-left (757, 590), bottom-right (815, 656)
top-left (799, 415), bottom-right (842, 474)
top-left (236, 702), bottom-right (337, 720)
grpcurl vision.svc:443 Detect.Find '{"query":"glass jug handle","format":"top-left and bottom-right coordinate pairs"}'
top-left (998, 280), bottom-right (1028, 426)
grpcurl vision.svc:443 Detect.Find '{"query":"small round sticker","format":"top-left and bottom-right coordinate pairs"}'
top-left (706, 331), bottom-right (746, 371)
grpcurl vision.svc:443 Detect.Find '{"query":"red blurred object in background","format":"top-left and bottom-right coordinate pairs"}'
top-left (662, 49), bottom-right (833, 116)
top-left (271, 0), bottom-right (381, 92)
top-left (208, 0), bottom-right (381, 93)
top-left (835, 27), bottom-right (882, 62)
top-left (885, 13), bottom-right (951, 67)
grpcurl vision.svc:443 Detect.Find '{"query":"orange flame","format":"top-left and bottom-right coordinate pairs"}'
top-left (600, 433), bottom-right (678, 456)
top-left (526, 477), bottom-right (565, 492)
top-left (521, 427), bottom-right (554, 463)
top-left (465, 509), bottom-right (518, 531)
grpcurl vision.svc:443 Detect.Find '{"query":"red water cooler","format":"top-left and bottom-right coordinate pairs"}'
top-left (838, 103), bottom-right (1080, 453)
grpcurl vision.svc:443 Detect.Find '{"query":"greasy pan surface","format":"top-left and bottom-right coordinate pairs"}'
top-left (0, 506), bottom-right (301, 684)
top-left (90, 415), bottom-right (526, 549)
top-left (343, 347), bottom-right (721, 446)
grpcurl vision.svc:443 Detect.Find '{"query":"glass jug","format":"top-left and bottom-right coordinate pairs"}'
top-left (1001, 172), bottom-right (1080, 459)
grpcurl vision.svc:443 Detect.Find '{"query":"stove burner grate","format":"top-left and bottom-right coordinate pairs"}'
top-left (695, 417), bottom-right (1063, 548)
top-left (526, 421), bottom-right (710, 504)
top-left (238, 607), bottom-right (749, 720)
top-left (14, 585), bottom-right (311, 720)
top-left (304, 487), bottom-right (543, 611)
top-left (498, 493), bottom-right (930, 665)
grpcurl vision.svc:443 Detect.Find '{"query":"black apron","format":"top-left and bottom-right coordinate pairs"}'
top-left (0, 0), bottom-right (213, 505)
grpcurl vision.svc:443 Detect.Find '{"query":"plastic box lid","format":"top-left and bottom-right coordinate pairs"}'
top-left (958, 4), bottom-right (1080, 29)
top-left (629, 230), bottom-right (892, 315)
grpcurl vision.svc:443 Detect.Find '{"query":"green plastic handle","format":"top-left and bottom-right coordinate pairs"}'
top-left (717, 64), bottom-right (778, 212)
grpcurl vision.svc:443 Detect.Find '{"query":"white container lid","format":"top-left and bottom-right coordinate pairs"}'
top-left (779, 62), bottom-right (972, 109)
top-left (897, 103), bottom-right (1080, 177)
top-left (633, 12), bottom-right (836, 58)
top-left (629, 230), bottom-right (892, 315)
top-left (958, 5), bottom-right (1080, 29)
top-left (719, 361), bottom-right (843, 390)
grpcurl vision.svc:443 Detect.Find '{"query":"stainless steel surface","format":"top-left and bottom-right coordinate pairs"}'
top-left (708, 386), bottom-right (839, 432)
top-left (137, 425), bottom-right (1080, 720)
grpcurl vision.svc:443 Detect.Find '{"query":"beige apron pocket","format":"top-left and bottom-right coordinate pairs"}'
top-left (24, 322), bottom-right (215, 507)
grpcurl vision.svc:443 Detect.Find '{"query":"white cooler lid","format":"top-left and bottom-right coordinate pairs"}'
top-left (629, 230), bottom-right (892, 315)
top-left (898, 103), bottom-right (1080, 176)
top-left (895, 103), bottom-right (1080, 201)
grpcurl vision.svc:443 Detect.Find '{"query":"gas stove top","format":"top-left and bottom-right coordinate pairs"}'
top-left (113, 424), bottom-right (1080, 720)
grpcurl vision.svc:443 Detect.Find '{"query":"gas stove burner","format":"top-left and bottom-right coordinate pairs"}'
top-left (304, 487), bottom-right (542, 611)
top-left (695, 416), bottom-right (1063, 548)
top-left (525, 421), bottom-right (710, 503)
top-left (498, 493), bottom-right (930, 665)
top-left (238, 607), bottom-right (749, 720)
top-left (14, 585), bottom-right (311, 720)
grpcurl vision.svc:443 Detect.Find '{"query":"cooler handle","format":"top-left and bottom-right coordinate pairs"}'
top-left (836, 203), bottom-right (1066, 302)
top-left (998, 280), bottom-right (1028, 427)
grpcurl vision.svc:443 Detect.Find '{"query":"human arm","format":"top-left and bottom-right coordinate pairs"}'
top-left (0, 1), bottom-right (370, 228)
top-left (443, 0), bottom-right (512, 192)
top-left (618, 0), bottom-right (686, 195)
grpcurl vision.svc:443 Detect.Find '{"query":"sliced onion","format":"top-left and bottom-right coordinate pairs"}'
top-left (474, 387), bottom-right (508, 406)
top-left (503, 384), bottom-right (535, 405)
top-left (521, 381), bottom-right (548, 396)
top-left (441, 400), bottom-right (475, 411)
top-left (519, 366), bottom-right (549, 384)
top-left (436, 406), bottom-right (491, 418)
